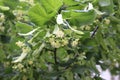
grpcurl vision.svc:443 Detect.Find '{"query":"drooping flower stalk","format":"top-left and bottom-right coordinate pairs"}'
top-left (56, 14), bottom-right (84, 34)
top-left (18, 27), bottom-right (40, 36)
top-left (12, 46), bottom-right (31, 63)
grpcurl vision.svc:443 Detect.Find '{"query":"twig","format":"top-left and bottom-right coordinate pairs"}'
top-left (90, 26), bottom-right (99, 38)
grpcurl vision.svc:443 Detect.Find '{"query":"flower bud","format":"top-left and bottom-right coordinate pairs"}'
top-left (56, 14), bottom-right (64, 25)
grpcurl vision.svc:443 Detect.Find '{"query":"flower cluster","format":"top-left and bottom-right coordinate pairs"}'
top-left (12, 63), bottom-right (27, 72)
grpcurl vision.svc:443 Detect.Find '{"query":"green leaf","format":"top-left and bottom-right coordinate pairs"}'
top-left (117, 24), bottom-right (120, 32)
top-left (94, 76), bottom-right (104, 80)
top-left (95, 27), bottom-right (108, 51)
top-left (28, 0), bottom-right (63, 26)
top-left (63, 0), bottom-right (78, 6)
top-left (65, 70), bottom-right (74, 80)
top-left (1, 0), bottom-right (19, 10)
top-left (57, 47), bottom-right (68, 61)
top-left (99, 0), bottom-right (111, 6)
top-left (28, 4), bottom-right (55, 26)
top-left (28, 4), bottom-right (48, 26)
top-left (40, 0), bottom-right (62, 13)
top-left (16, 22), bottom-right (33, 33)
top-left (62, 10), bottom-right (97, 26)
top-left (5, 66), bottom-right (13, 74)
top-left (3, 11), bottom-right (15, 20)
top-left (107, 38), bottom-right (116, 50)
top-left (71, 65), bottom-right (90, 74)
top-left (99, 0), bottom-right (114, 14)
top-left (45, 71), bottom-right (63, 79)
top-left (0, 49), bottom-right (5, 61)
top-left (110, 15), bottom-right (120, 23)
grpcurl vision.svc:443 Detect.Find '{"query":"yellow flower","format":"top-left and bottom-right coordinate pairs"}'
top-left (71, 39), bottom-right (79, 47)
top-left (16, 41), bottom-right (25, 48)
top-left (62, 39), bottom-right (68, 46)
top-left (55, 30), bottom-right (64, 38)
top-left (28, 61), bottom-right (33, 65)
top-left (18, 63), bottom-right (24, 69)
top-left (50, 41), bottom-right (60, 48)
top-left (0, 26), bottom-right (5, 32)
top-left (104, 19), bottom-right (110, 25)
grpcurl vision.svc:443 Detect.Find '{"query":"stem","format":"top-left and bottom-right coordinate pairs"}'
top-left (53, 48), bottom-right (60, 80)
top-left (54, 48), bottom-right (58, 64)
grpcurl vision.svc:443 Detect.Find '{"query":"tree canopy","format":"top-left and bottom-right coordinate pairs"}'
top-left (0, 0), bottom-right (120, 80)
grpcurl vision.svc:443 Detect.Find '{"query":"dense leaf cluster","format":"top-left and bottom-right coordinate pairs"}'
top-left (0, 0), bottom-right (120, 80)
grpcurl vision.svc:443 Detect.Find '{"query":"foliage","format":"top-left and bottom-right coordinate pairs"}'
top-left (0, 0), bottom-right (120, 80)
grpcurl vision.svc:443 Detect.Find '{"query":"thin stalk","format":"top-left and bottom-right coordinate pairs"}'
top-left (54, 48), bottom-right (58, 64)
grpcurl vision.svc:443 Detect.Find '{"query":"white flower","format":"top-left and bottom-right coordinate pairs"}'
top-left (56, 14), bottom-right (64, 25)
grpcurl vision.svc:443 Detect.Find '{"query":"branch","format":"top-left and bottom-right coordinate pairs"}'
top-left (54, 48), bottom-right (58, 64)
top-left (53, 48), bottom-right (60, 80)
